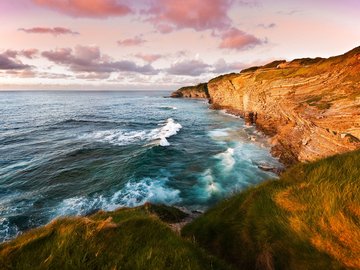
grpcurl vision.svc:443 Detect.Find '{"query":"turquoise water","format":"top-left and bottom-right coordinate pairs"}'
top-left (0, 91), bottom-right (282, 242)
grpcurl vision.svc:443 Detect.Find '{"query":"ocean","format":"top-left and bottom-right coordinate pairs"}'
top-left (0, 91), bottom-right (282, 242)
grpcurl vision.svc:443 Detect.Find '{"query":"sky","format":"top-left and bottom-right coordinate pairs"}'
top-left (0, 0), bottom-right (359, 90)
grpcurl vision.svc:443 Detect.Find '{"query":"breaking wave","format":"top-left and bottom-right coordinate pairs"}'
top-left (56, 177), bottom-right (181, 217)
top-left (152, 118), bottom-right (182, 146)
top-left (80, 118), bottom-right (182, 147)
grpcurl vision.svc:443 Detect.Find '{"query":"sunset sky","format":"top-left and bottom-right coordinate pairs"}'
top-left (0, 0), bottom-right (359, 90)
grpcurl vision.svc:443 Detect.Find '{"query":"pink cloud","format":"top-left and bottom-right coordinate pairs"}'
top-left (117, 36), bottom-right (147, 46)
top-left (135, 53), bottom-right (162, 63)
top-left (22, 49), bottom-right (39, 59)
top-left (3, 50), bottom-right (18, 58)
top-left (145, 0), bottom-right (233, 32)
top-left (5, 69), bottom-right (36, 78)
top-left (42, 48), bottom-right (73, 64)
top-left (219, 27), bottom-right (262, 50)
top-left (33, 0), bottom-right (131, 18)
top-left (41, 45), bottom-right (158, 75)
top-left (213, 58), bottom-right (245, 73)
top-left (19, 27), bottom-right (79, 35)
top-left (2, 49), bottom-right (39, 59)
top-left (167, 59), bottom-right (210, 76)
top-left (155, 24), bottom-right (174, 34)
top-left (0, 51), bottom-right (31, 70)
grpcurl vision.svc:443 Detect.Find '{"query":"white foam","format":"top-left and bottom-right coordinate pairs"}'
top-left (55, 177), bottom-right (181, 217)
top-left (199, 169), bottom-right (222, 196)
top-left (159, 137), bottom-right (170, 147)
top-left (152, 118), bottom-right (182, 147)
top-left (219, 109), bottom-right (241, 119)
top-left (159, 106), bottom-right (177, 110)
top-left (111, 177), bottom-right (181, 207)
top-left (81, 130), bottom-right (149, 146)
top-left (0, 218), bottom-right (19, 243)
top-left (208, 128), bottom-right (230, 138)
top-left (216, 148), bottom-right (236, 170)
top-left (81, 118), bottom-right (182, 147)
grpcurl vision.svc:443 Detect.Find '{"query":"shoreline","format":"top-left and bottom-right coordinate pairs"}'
top-left (209, 104), bottom-right (296, 167)
top-left (173, 95), bottom-right (295, 167)
top-left (170, 47), bottom-right (360, 166)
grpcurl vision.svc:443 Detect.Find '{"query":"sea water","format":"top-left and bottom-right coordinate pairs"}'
top-left (0, 91), bottom-right (282, 242)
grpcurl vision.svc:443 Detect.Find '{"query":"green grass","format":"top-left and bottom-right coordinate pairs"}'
top-left (182, 150), bottom-right (360, 269)
top-left (0, 204), bottom-right (229, 270)
top-left (172, 83), bottom-right (210, 98)
top-left (2, 150), bottom-right (360, 269)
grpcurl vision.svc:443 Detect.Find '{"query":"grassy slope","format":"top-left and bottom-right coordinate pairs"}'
top-left (2, 150), bottom-right (360, 270)
top-left (182, 150), bottom-right (360, 270)
top-left (0, 204), bottom-right (229, 270)
top-left (172, 83), bottom-right (209, 98)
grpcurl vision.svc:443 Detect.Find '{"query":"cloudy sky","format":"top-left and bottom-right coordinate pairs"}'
top-left (0, 0), bottom-right (359, 90)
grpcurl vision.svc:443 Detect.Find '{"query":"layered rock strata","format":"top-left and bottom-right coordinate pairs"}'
top-left (171, 83), bottom-right (209, 98)
top-left (172, 47), bottom-right (360, 165)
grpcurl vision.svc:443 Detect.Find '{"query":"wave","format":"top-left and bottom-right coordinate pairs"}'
top-left (110, 177), bottom-right (181, 207)
top-left (0, 218), bottom-right (19, 243)
top-left (55, 177), bottom-right (181, 217)
top-left (215, 148), bottom-right (236, 171)
top-left (219, 109), bottom-right (241, 119)
top-left (152, 118), bottom-right (182, 146)
top-left (80, 129), bottom-right (149, 146)
top-left (201, 169), bottom-right (222, 194)
top-left (81, 118), bottom-right (182, 147)
top-left (190, 169), bottom-right (223, 203)
top-left (158, 106), bottom-right (177, 110)
top-left (208, 128), bottom-right (230, 138)
top-left (60, 119), bottom-right (120, 125)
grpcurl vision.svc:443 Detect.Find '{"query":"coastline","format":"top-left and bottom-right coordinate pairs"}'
top-left (171, 47), bottom-right (360, 166)
top-left (2, 47), bottom-right (360, 269)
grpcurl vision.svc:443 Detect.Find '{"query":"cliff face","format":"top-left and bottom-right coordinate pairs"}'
top-left (171, 83), bottom-right (209, 98)
top-left (173, 47), bottom-right (360, 165)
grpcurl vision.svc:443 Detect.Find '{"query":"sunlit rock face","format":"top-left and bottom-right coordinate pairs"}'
top-left (173, 47), bottom-right (360, 165)
top-left (171, 83), bottom-right (209, 98)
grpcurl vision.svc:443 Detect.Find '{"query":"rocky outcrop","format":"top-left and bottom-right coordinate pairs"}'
top-left (173, 47), bottom-right (360, 165)
top-left (171, 83), bottom-right (209, 98)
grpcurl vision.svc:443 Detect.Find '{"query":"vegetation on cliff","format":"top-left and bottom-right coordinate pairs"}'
top-left (2, 150), bottom-right (359, 269)
top-left (0, 204), bottom-right (228, 270)
top-left (182, 150), bottom-right (360, 269)
top-left (172, 46), bottom-right (360, 165)
top-left (2, 47), bottom-right (360, 270)
top-left (171, 83), bottom-right (209, 98)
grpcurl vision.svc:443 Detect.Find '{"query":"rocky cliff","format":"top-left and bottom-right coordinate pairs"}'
top-left (171, 83), bottom-right (209, 98)
top-left (172, 47), bottom-right (360, 165)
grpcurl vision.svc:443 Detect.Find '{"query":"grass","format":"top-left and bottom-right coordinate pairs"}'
top-left (182, 150), bottom-right (360, 269)
top-left (175, 83), bottom-right (209, 98)
top-left (0, 204), bottom-right (229, 270)
top-left (2, 150), bottom-right (360, 269)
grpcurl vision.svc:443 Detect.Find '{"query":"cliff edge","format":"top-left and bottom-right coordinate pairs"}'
top-left (171, 83), bottom-right (209, 98)
top-left (172, 47), bottom-right (360, 165)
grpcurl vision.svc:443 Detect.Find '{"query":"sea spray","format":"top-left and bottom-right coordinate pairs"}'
top-left (80, 118), bottom-right (182, 147)
top-left (153, 118), bottom-right (182, 146)
top-left (56, 177), bottom-right (181, 217)
top-left (0, 91), bottom-right (282, 242)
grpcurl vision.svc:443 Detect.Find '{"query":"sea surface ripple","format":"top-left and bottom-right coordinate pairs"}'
top-left (0, 91), bottom-right (282, 242)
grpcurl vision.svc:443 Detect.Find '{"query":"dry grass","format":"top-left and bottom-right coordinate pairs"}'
top-left (274, 184), bottom-right (309, 212)
top-left (183, 150), bottom-right (360, 269)
top-left (0, 204), bottom-right (229, 270)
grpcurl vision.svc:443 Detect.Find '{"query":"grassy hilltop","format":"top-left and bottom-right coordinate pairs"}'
top-left (183, 150), bottom-right (360, 269)
top-left (1, 150), bottom-right (360, 269)
top-left (0, 204), bottom-right (228, 270)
